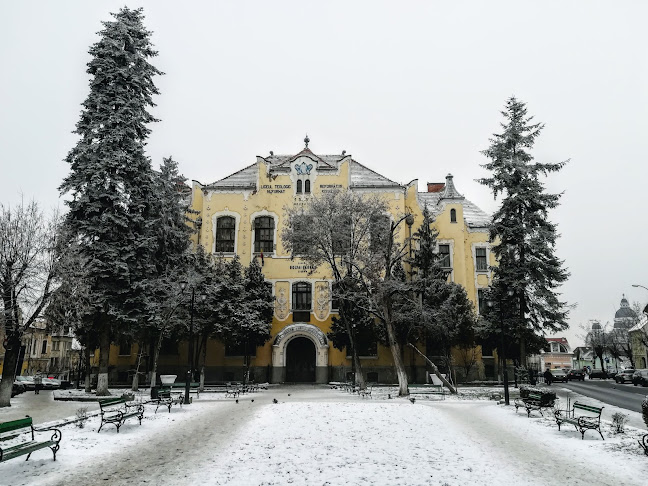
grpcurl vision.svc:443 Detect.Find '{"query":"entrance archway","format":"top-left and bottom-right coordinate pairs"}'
top-left (286, 337), bottom-right (316, 382)
top-left (271, 323), bottom-right (329, 383)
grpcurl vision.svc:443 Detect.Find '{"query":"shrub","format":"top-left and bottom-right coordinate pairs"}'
top-left (611, 412), bottom-right (628, 433)
top-left (75, 406), bottom-right (89, 428)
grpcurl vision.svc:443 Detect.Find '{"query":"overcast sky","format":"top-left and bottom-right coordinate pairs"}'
top-left (1, 1), bottom-right (647, 347)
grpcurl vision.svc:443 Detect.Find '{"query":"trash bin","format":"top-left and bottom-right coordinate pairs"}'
top-left (151, 386), bottom-right (160, 399)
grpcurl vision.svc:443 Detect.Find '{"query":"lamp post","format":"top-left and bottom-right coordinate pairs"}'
top-left (179, 281), bottom-right (206, 405)
top-left (488, 288), bottom-right (515, 406)
top-left (632, 284), bottom-right (648, 292)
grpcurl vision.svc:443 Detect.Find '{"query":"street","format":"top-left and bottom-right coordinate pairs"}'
top-left (561, 379), bottom-right (647, 414)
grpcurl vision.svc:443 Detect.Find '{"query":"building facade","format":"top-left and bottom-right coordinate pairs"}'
top-left (113, 141), bottom-right (495, 384)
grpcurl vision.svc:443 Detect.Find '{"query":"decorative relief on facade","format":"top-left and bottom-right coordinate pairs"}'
top-left (274, 323), bottom-right (328, 347)
top-left (315, 282), bottom-right (330, 320)
top-left (274, 284), bottom-right (289, 320)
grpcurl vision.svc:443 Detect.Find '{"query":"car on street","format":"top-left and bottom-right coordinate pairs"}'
top-left (567, 369), bottom-right (585, 381)
top-left (551, 370), bottom-right (569, 383)
top-left (615, 369), bottom-right (635, 384)
top-left (588, 369), bottom-right (609, 379)
top-left (632, 369), bottom-right (648, 386)
top-left (42, 377), bottom-right (61, 389)
top-left (15, 376), bottom-right (35, 390)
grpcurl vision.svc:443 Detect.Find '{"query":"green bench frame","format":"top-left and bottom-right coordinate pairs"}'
top-left (98, 397), bottom-right (144, 433)
top-left (514, 392), bottom-right (556, 418)
top-left (554, 402), bottom-right (604, 440)
top-left (639, 434), bottom-right (648, 456)
top-left (154, 390), bottom-right (184, 413)
top-left (0, 417), bottom-right (61, 462)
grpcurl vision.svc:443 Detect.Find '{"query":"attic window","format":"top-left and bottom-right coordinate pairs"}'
top-left (450, 208), bottom-right (457, 223)
top-left (304, 179), bottom-right (311, 194)
top-left (296, 179), bottom-right (303, 194)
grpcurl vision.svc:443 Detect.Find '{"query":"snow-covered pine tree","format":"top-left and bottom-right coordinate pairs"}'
top-left (478, 97), bottom-right (570, 366)
top-left (59, 7), bottom-right (162, 395)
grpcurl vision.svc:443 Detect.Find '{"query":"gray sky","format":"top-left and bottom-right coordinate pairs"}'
top-left (1, 1), bottom-right (647, 347)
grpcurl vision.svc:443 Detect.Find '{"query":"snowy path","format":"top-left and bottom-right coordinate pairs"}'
top-left (2, 386), bottom-right (647, 485)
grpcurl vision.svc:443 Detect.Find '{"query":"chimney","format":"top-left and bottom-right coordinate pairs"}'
top-left (427, 182), bottom-right (445, 193)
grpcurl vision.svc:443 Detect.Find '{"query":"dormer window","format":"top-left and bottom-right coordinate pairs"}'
top-left (450, 208), bottom-right (457, 223)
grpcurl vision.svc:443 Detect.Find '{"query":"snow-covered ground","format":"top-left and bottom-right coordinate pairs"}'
top-left (1, 385), bottom-right (647, 485)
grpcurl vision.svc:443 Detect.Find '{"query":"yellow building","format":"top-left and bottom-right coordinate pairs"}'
top-left (154, 139), bottom-right (495, 384)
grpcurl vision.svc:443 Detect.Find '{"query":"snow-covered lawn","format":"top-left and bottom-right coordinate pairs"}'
top-left (1, 386), bottom-right (647, 485)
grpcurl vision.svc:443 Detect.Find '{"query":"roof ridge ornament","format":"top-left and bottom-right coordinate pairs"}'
top-left (438, 173), bottom-right (465, 201)
top-left (304, 134), bottom-right (310, 149)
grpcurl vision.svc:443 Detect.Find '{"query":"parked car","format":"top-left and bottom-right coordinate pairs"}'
top-left (632, 369), bottom-right (648, 386)
top-left (551, 370), bottom-right (569, 383)
top-left (615, 369), bottom-right (635, 384)
top-left (607, 370), bottom-right (618, 379)
top-left (589, 369), bottom-right (609, 379)
top-left (15, 376), bottom-right (35, 390)
top-left (42, 377), bottom-right (61, 389)
top-left (0, 379), bottom-right (25, 397)
top-left (567, 369), bottom-right (585, 381)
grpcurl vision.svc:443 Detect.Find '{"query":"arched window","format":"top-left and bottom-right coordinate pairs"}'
top-left (304, 179), bottom-right (311, 194)
top-left (292, 282), bottom-right (312, 322)
top-left (296, 179), bottom-right (302, 194)
top-left (254, 216), bottom-right (275, 253)
top-left (450, 208), bottom-right (457, 223)
top-left (215, 216), bottom-right (236, 253)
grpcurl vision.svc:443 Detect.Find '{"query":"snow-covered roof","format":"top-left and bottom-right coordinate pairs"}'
top-left (418, 192), bottom-right (491, 228)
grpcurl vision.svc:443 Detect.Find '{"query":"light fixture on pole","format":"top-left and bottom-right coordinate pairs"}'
top-left (487, 288), bottom-right (515, 406)
top-left (180, 281), bottom-right (206, 405)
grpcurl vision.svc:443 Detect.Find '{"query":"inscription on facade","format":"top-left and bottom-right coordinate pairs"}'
top-left (320, 183), bottom-right (343, 193)
top-left (261, 184), bottom-right (292, 193)
top-left (289, 264), bottom-right (318, 273)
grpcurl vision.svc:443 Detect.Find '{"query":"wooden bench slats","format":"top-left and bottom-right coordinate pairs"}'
top-left (514, 392), bottom-right (556, 417)
top-left (554, 402), bottom-right (604, 440)
top-left (98, 397), bottom-right (144, 433)
top-left (0, 417), bottom-right (61, 462)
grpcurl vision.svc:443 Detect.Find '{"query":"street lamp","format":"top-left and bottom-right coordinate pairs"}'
top-left (487, 288), bottom-right (515, 406)
top-left (632, 284), bottom-right (648, 292)
top-left (179, 281), bottom-right (206, 405)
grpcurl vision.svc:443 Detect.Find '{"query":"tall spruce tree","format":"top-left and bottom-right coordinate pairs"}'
top-left (478, 97), bottom-right (570, 366)
top-left (59, 7), bottom-right (162, 395)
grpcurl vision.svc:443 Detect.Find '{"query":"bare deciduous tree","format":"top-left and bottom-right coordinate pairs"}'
top-left (0, 200), bottom-right (59, 407)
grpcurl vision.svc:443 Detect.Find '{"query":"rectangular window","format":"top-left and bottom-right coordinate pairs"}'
top-left (292, 282), bottom-right (312, 322)
top-left (481, 343), bottom-right (493, 356)
top-left (332, 216), bottom-right (351, 255)
top-left (476, 247), bottom-right (488, 272)
top-left (370, 215), bottom-right (390, 253)
top-left (478, 289), bottom-right (486, 315)
top-left (438, 244), bottom-right (451, 268)
top-left (331, 282), bottom-right (340, 312)
top-left (254, 217), bottom-right (275, 253)
top-left (41, 340), bottom-right (48, 354)
top-left (118, 337), bottom-right (132, 356)
top-left (160, 337), bottom-right (179, 355)
top-left (292, 216), bottom-right (312, 255)
top-left (215, 216), bottom-right (236, 253)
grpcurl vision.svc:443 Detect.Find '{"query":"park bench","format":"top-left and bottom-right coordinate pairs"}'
top-left (359, 386), bottom-right (372, 398)
top-left (154, 390), bottom-right (184, 413)
top-left (202, 383), bottom-right (241, 398)
top-left (638, 434), bottom-right (648, 456)
top-left (410, 385), bottom-right (446, 399)
top-left (514, 392), bottom-right (556, 418)
top-left (0, 416), bottom-right (62, 462)
top-left (98, 397), bottom-right (144, 433)
top-left (554, 402), bottom-right (604, 440)
top-left (165, 382), bottom-right (201, 399)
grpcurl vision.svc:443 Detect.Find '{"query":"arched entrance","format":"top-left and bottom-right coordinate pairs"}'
top-left (271, 323), bottom-right (329, 383)
top-left (286, 337), bottom-right (316, 382)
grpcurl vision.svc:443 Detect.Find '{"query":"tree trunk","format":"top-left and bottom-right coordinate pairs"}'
top-left (131, 343), bottom-right (144, 391)
top-left (200, 335), bottom-right (207, 391)
top-left (150, 331), bottom-right (163, 388)
top-left (408, 343), bottom-right (457, 394)
top-left (96, 326), bottom-right (111, 396)
top-left (84, 345), bottom-right (92, 393)
top-left (0, 332), bottom-right (22, 407)
top-left (340, 307), bottom-right (366, 390)
top-left (383, 301), bottom-right (408, 396)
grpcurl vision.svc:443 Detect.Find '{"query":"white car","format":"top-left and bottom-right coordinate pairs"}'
top-left (15, 376), bottom-right (36, 390)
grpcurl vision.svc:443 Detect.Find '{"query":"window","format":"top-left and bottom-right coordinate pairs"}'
top-left (367, 372), bottom-right (379, 382)
top-left (292, 282), bottom-right (312, 322)
top-left (370, 215), bottom-right (390, 253)
top-left (292, 216), bottom-right (312, 256)
top-left (41, 340), bottom-right (47, 354)
top-left (161, 337), bottom-right (179, 355)
top-left (331, 282), bottom-right (340, 312)
top-left (215, 216), bottom-right (236, 253)
top-left (254, 217), bottom-right (275, 253)
top-left (476, 247), bottom-right (488, 272)
top-left (296, 179), bottom-right (302, 194)
top-left (347, 330), bottom-right (378, 358)
top-left (332, 216), bottom-right (351, 255)
top-left (450, 208), bottom-right (457, 223)
top-left (481, 343), bottom-right (493, 357)
top-left (118, 337), bottom-right (132, 356)
top-left (477, 289), bottom-right (486, 315)
top-left (304, 179), bottom-right (311, 194)
top-left (438, 244), bottom-right (451, 268)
